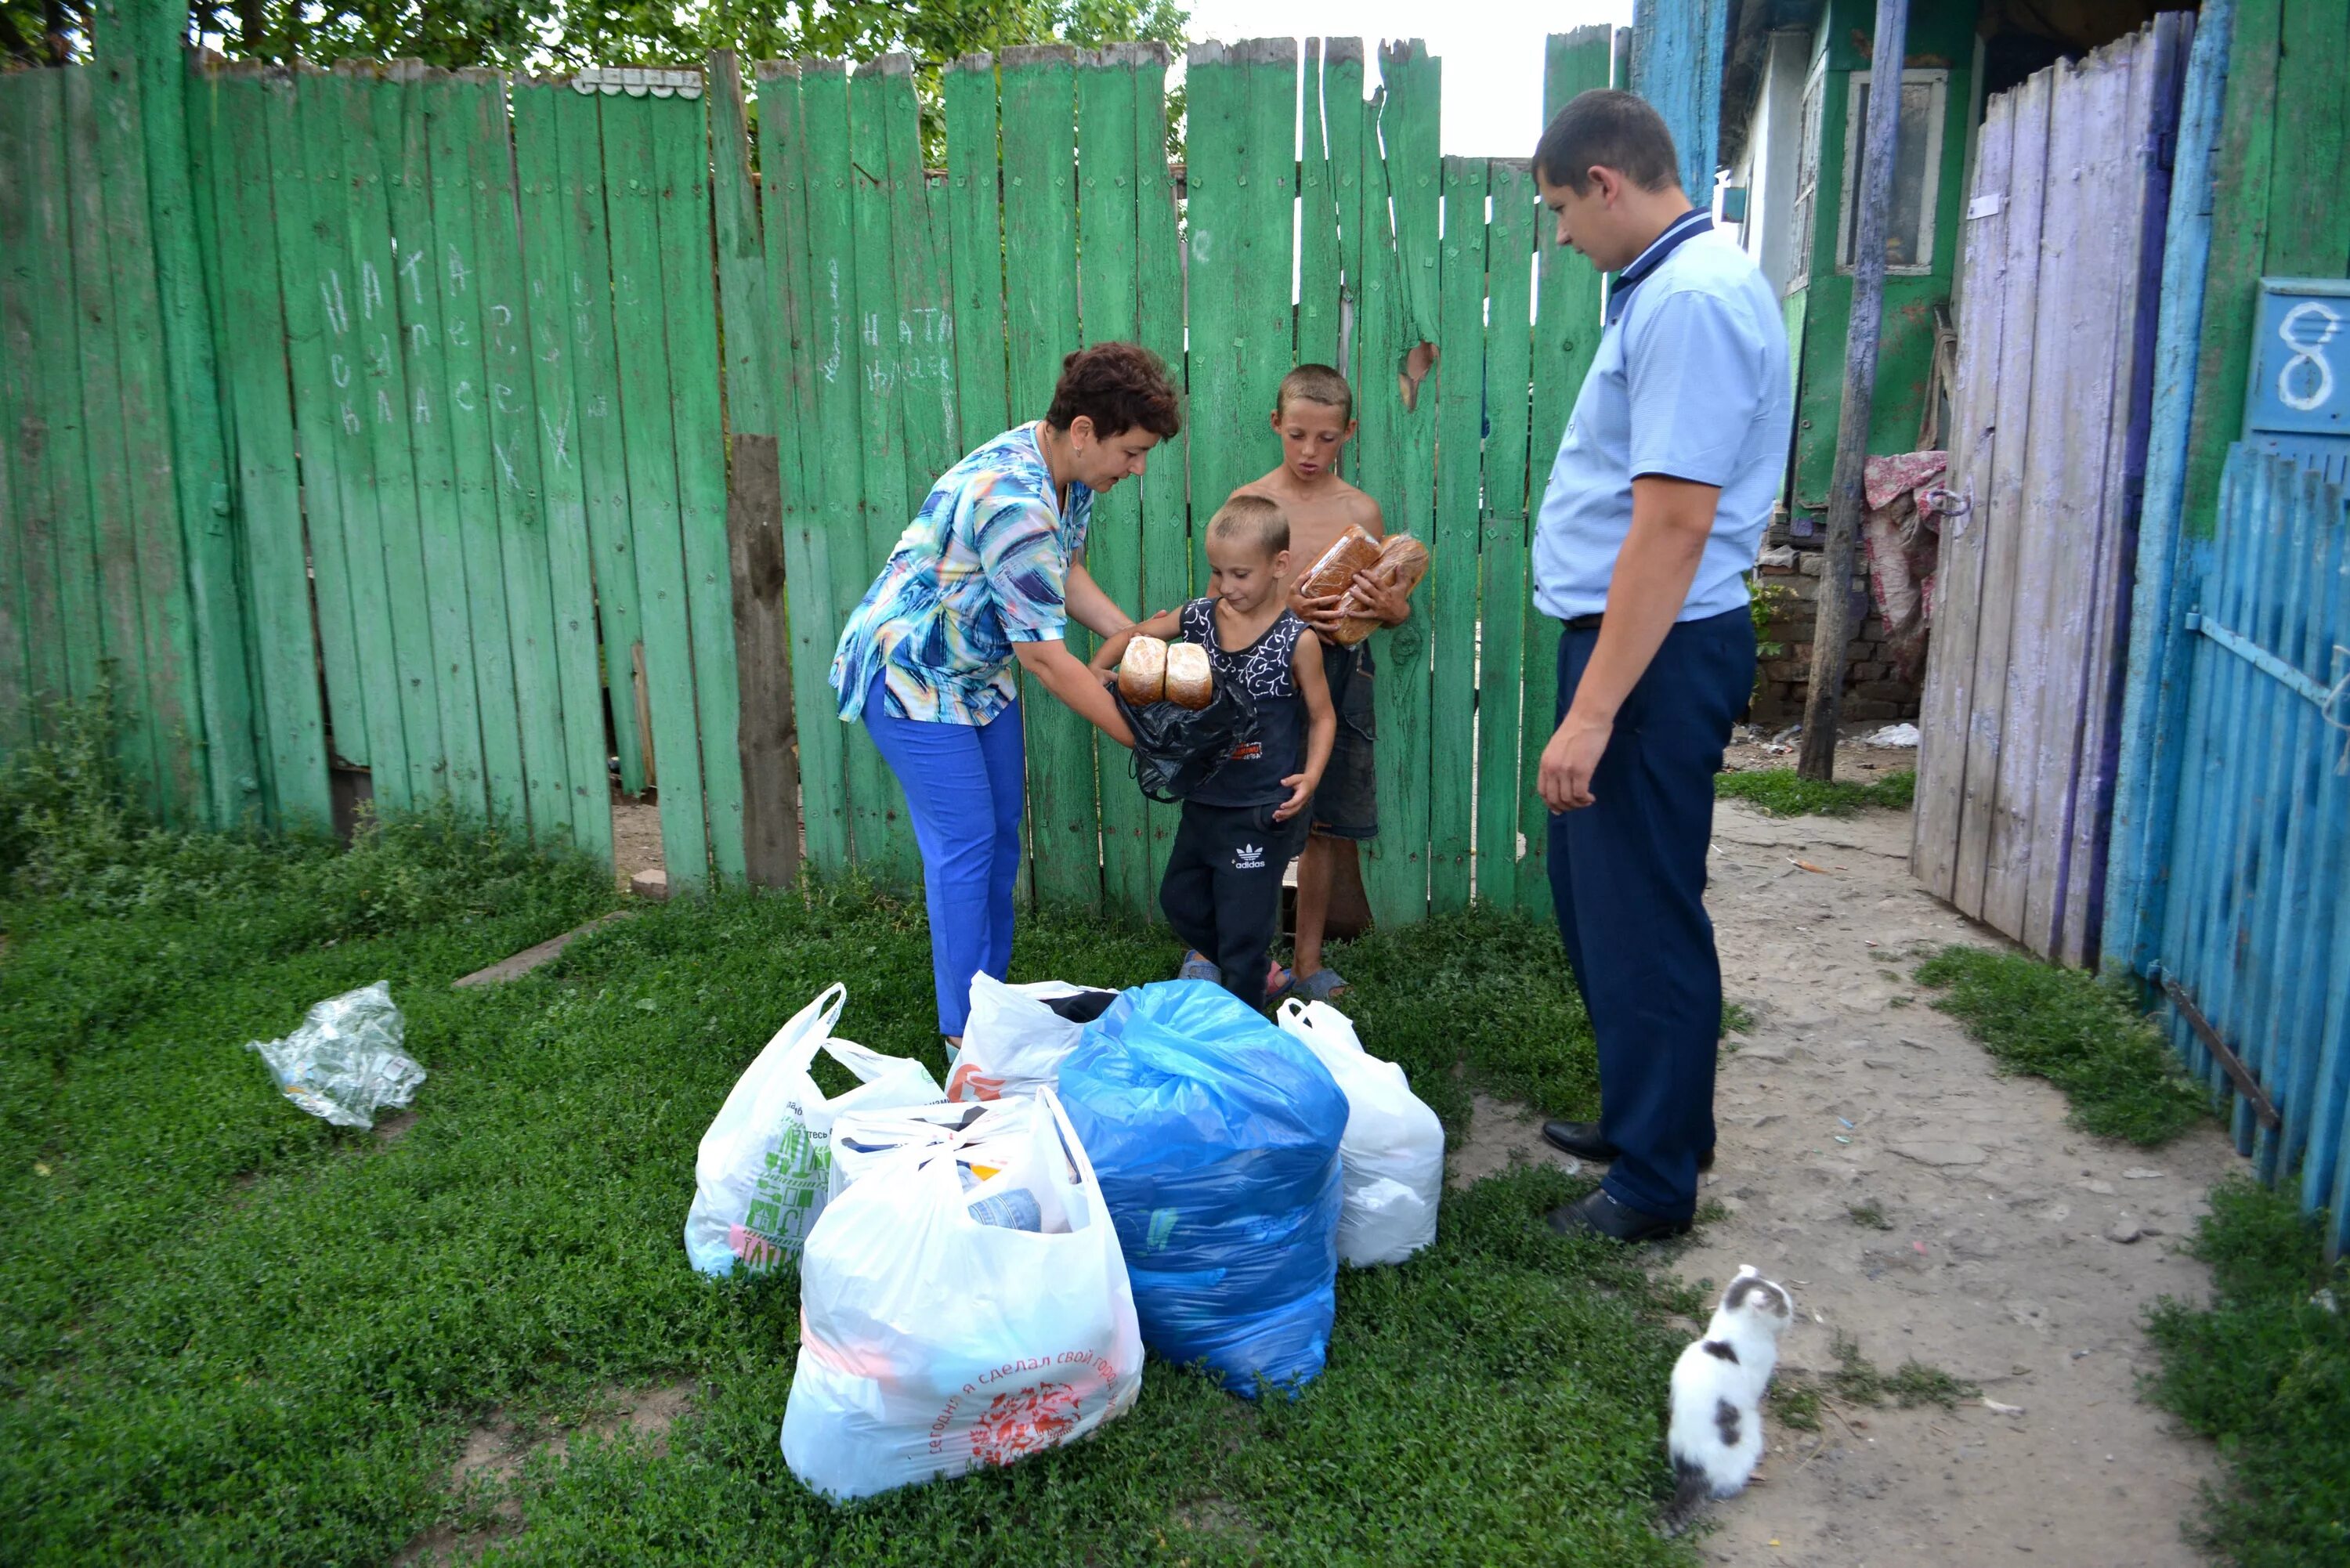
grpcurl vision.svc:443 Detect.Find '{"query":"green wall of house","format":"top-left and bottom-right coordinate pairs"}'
top-left (1784, 0), bottom-right (1977, 513)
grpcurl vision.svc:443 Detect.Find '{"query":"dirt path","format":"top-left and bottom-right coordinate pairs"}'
top-left (1452, 797), bottom-right (2240, 1566)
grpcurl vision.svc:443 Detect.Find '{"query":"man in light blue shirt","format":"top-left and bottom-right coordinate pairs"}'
top-left (1528, 90), bottom-right (1794, 1243)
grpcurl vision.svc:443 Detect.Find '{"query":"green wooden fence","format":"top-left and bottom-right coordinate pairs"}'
top-left (0, 29), bottom-right (1623, 925)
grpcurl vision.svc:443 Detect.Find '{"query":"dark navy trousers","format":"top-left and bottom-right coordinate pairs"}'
top-left (1547, 606), bottom-right (1755, 1222)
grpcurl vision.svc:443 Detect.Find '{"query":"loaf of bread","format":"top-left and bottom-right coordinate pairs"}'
top-left (1289, 526), bottom-right (1386, 610)
top-left (1165, 641), bottom-right (1214, 709)
top-left (1325, 533), bottom-right (1430, 646)
top-left (1118, 634), bottom-right (1168, 705)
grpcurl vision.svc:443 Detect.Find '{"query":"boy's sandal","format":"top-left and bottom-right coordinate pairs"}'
top-left (1177, 950), bottom-right (1220, 983)
top-left (1266, 963), bottom-right (1296, 1004)
top-left (1292, 966), bottom-right (1350, 1003)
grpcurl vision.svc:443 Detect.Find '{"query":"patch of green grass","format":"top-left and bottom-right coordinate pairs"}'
top-left (2144, 1178), bottom-right (2350, 1567)
top-left (0, 755), bottom-right (1705, 1561)
top-left (1714, 766), bottom-right (1915, 817)
top-left (1847, 1200), bottom-right (1894, 1231)
top-left (1770, 1331), bottom-right (1975, 1433)
top-left (1914, 947), bottom-right (2212, 1145)
top-left (1721, 1001), bottom-right (1757, 1037)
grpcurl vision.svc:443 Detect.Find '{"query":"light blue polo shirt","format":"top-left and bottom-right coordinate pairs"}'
top-left (1532, 217), bottom-right (1792, 623)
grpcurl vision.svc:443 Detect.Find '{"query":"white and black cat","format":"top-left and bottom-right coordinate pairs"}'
top-left (1658, 1264), bottom-right (1796, 1537)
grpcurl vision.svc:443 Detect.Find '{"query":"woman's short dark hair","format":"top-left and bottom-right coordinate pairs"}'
top-left (1533, 89), bottom-right (1681, 196)
top-left (1044, 342), bottom-right (1184, 439)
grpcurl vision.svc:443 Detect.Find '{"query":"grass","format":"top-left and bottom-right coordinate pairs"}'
top-left (2144, 1178), bottom-right (2350, 1567)
top-left (0, 718), bottom-right (1706, 1565)
top-left (1846, 1200), bottom-right (1894, 1231)
top-left (1714, 766), bottom-right (1914, 817)
top-left (1769, 1330), bottom-right (1976, 1434)
top-left (1914, 947), bottom-right (2212, 1145)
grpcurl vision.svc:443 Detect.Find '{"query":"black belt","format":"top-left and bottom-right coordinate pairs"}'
top-left (1563, 613), bottom-right (1604, 632)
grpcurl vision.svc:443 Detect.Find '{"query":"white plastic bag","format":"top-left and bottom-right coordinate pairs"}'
top-left (245, 981), bottom-right (424, 1130)
top-left (780, 1086), bottom-right (1142, 1501)
top-left (828, 1101), bottom-right (985, 1201)
top-left (683, 984), bottom-right (942, 1277)
top-left (1274, 998), bottom-right (1445, 1266)
top-left (947, 974), bottom-right (1108, 1102)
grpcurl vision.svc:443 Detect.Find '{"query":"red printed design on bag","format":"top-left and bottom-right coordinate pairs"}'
top-left (947, 1063), bottom-right (1007, 1101)
top-left (967, 1382), bottom-right (1081, 1467)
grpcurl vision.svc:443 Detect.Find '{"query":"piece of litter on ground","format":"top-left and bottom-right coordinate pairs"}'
top-left (1865, 722), bottom-right (1921, 747)
top-left (1912, 1240), bottom-right (1928, 1255)
top-left (33, 1162), bottom-right (50, 1177)
top-left (1791, 858), bottom-right (1829, 873)
top-left (1838, 1117), bottom-right (1856, 1129)
top-left (244, 981), bottom-right (424, 1131)
top-left (2121, 1167), bottom-right (2165, 1180)
top-left (2312, 1288), bottom-right (2339, 1315)
top-left (1834, 1135), bottom-right (1852, 1144)
top-left (1982, 1397), bottom-right (2026, 1416)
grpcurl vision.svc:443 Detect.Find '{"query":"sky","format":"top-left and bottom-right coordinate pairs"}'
top-left (1181, 0), bottom-right (1635, 159)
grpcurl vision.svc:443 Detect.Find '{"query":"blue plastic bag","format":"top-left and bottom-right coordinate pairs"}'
top-left (1058, 981), bottom-right (1347, 1395)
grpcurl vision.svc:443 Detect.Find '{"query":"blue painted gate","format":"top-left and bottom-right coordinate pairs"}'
top-left (2142, 446), bottom-right (2350, 1255)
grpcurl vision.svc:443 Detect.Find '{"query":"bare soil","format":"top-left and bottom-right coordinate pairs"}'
top-left (610, 789), bottom-right (663, 895)
top-left (1448, 797), bottom-right (2238, 1566)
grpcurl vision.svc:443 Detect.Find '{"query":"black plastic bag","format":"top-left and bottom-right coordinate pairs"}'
top-left (1113, 679), bottom-right (1261, 804)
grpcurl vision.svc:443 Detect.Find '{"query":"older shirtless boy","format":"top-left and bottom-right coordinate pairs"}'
top-left (1232, 364), bottom-right (1410, 1001)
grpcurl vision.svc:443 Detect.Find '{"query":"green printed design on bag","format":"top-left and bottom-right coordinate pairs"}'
top-left (733, 1118), bottom-right (830, 1268)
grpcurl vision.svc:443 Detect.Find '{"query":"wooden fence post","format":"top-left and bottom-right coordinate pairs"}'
top-left (99, 0), bottom-right (260, 826)
top-left (1799, 0), bottom-right (1911, 780)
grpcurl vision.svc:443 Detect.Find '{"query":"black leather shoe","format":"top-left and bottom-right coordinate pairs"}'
top-left (1540, 1120), bottom-right (1716, 1172)
top-left (1545, 1187), bottom-right (1693, 1244)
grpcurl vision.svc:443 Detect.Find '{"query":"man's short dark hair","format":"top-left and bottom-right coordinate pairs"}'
top-left (1045, 341), bottom-right (1184, 439)
top-left (1533, 89), bottom-right (1681, 196)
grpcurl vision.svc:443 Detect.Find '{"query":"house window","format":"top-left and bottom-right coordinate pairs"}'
top-left (1786, 60), bottom-right (1824, 294)
top-left (1837, 68), bottom-right (1949, 275)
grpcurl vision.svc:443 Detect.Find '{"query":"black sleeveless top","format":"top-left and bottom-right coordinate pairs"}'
top-left (1179, 598), bottom-right (1307, 808)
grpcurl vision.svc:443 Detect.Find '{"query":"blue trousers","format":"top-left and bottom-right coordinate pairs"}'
top-left (859, 673), bottom-right (1026, 1036)
top-left (1548, 607), bottom-right (1754, 1222)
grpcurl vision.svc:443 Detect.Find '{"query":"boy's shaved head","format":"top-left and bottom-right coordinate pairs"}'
top-left (1207, 493), bottom-right (1290, 558)
top-left (1276, 363), bottom-right (1354, 425)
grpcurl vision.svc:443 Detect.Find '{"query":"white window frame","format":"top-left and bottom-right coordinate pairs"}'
top-left (1786, 52), bottom-right (1827, 294)
top-left (1835, 67), bottom-right (1949, 277)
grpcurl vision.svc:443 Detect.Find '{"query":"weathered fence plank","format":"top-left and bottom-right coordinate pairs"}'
top-left (1912, 79), bottom-right (2016, 902)
top-left (261, 70), bottom-right (364, 772)
top-left (711, 56), bottom-right (799, 887)
top-left (1001, 45), bottom-right (1097, 910)
top-left (601, 91), bottom-right (713, 891)
top-left (124, 64), bottom-right (211, 823)
top-left (211, 72), bottom-right (330, 829)
top-left (1952, 68), bottom-right (2052, 920)
top-left (1077, 48), bottom-right (1152, 915)
top-left (298, 67), bottom-right (413, 802)
top-left (0, 74), bottom-right (64, 735)
top-left (845, 60), bottom-right (920, 889)
top-left (1131, 43), bottom-right (1189, 900)
top-left (38, 71), bottom-right (106, 719)
top-left (1517, 27), bottom-right (1613, 912)
top-left (755, 61), bottom-right (851, 876)
top-left (73, 62), bottom-right (162, 810)
top-left (653, 86), bottom-right (747, 884)
top-left (1476, 159), bottom-right (1537, 912)
top-left (1429, 154), bottom-right (1487, 912)
top-left (551, 86), bottom-right (650, 802)
top-left (511, 79), bottom-right (615, 863)
top-left (335, 66), bottom-right (448, 804)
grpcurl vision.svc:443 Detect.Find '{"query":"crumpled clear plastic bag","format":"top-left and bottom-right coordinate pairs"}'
top-left (246, 981), bottom-right (425, 1129)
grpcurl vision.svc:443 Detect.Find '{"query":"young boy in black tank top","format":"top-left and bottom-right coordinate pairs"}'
top-left (1090, 497), bottom-right (1336, 1011)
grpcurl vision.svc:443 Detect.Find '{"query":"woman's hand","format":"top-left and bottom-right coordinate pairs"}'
top-left (1014, 638), bottom-right (1135, 748)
